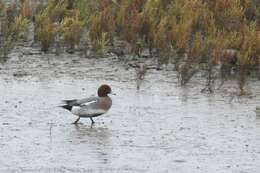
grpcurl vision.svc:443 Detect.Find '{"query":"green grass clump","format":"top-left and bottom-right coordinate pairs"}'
top-left (62, 13), bottom-right (83, 52)
top-left (0, 1), bottom-right (30, 58)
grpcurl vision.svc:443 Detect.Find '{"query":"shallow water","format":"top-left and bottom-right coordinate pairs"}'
top-left (1, 47), bottom-right (260, 173)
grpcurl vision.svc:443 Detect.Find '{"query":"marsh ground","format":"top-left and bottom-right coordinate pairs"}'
top-left (1, 46), bottom-right (260, 173)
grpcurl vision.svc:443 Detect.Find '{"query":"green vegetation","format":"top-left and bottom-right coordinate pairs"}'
top-left (0, 0), bottom-right (30, 58)
top-left (0, 0), bottom-right (260, 93)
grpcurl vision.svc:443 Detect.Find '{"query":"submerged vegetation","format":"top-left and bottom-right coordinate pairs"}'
top-left (0, 0), bottom-right (260, 93)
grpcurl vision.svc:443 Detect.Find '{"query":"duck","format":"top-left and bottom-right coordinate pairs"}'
top-left (60, 84), bottom-right (113, 125)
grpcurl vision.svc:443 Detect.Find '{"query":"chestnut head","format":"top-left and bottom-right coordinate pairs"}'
top-left (97, 84), bottom-right (112, 97)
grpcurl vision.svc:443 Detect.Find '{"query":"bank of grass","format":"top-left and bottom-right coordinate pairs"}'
top-left (0, 0), bottom-right (260, 93)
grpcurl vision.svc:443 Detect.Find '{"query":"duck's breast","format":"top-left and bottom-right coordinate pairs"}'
top-left (99, 96), bottom-right (112, 111)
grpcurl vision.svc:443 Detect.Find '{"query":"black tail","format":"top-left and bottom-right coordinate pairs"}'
top-left (59, 105), bottom-right (73, 111)
top-left (59, 99), bottom-right (78, 111)
top-left (62, 99), bottom-right (78, 106)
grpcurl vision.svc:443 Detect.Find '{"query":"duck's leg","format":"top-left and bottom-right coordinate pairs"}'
top-left (90, 117), bottom-right (95, 125)
top-left (72, 117), bottom-right (80, 124)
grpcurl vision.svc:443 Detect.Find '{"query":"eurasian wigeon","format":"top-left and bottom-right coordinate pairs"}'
top-left (60, 84), bottom-right (113, 124)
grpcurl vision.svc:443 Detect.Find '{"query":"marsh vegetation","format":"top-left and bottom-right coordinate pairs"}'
top-left (0, 0), bottom-right (259, 94)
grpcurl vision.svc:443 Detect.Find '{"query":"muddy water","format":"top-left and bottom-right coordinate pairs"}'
top-left (1, 47), bottom-right (260, 173)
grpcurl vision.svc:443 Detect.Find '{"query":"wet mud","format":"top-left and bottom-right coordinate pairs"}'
top-left (1, 46), bottom-right (260, 173)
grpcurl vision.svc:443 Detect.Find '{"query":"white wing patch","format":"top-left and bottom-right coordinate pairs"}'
top-left (81, 100), bottom-right (97, 106)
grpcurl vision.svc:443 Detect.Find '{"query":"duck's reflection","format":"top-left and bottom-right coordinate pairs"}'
top-left (70, 124), bottom-right (111, 164)
top-left (73, 124), bottom-right (110, 141)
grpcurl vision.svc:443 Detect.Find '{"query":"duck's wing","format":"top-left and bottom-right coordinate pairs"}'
top-left (62, 96), bottom-right (99, 106)
top-left (60, 97), bottom-right (100, 112)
